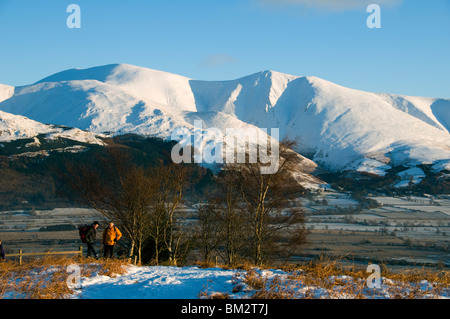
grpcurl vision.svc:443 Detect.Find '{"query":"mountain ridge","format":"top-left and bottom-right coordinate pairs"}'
top-left (0, 63), bottom-right (449, 176)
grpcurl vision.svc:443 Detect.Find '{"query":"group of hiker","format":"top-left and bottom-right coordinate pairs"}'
top-left (80, 221), bottom-right (122, 259)
top-left (0, 221), bottom-right (123, 262)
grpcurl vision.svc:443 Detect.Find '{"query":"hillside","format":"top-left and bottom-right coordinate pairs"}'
top-left (0, 110), bottom-right (105, 145)
top-left (0, 134), bottom-right (216, 210)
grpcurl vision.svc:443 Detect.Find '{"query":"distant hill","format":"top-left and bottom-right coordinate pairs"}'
top-left (0, 134), bottom-right (216, 210)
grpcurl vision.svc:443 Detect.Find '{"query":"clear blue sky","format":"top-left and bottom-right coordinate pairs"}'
top-left (0, 0), bottom-right (449, 98)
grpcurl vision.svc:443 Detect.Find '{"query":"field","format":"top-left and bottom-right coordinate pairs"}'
top-left (301, 192), bottom-right (450, 269)
top-left (1, 192), bottom-right (449, 270)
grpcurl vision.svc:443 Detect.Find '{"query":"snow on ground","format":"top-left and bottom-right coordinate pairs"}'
top-left (72, 265), bottom-right (239, 299)
top-left (394, 167), bottom-right (426, 188)
top-left (45, 127), bottom-right (106, 145)
top-left (69, 265), bottom-right (449, 299)
top-left (346, 158), bottom-right (392, 176)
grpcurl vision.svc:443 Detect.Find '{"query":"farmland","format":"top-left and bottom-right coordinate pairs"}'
top-left (301, 191), bottom-right (450, 269)
top-left (1, 192), bottom-right (449, 269)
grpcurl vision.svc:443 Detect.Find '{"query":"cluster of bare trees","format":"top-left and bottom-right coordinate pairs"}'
top-left (62, 149), bottom-right (188, 265)
top-left (196, 140), bottom-right (307, 266)
top-left (61, 139), bottom-right (308, 266)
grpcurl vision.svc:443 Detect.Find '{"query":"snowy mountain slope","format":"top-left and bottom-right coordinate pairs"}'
top-left (0, 71), bottom-right (320, 185)
top-left (376, 94), bottom-right (450, 133)
top-left (0, 78), bottom-right (280, 159)
top-left (191, 72), bottom-right (450, 173)
top-left (37, 64), bottom-right (198, 113)
top-left (0, 63), bottom-right (449, 174)
top-left (0, 84), bottom-right (14, 103)
top-left (0, 110), bottom-right (53, 141)
top-left (0, 110), bottom-right (104, 145)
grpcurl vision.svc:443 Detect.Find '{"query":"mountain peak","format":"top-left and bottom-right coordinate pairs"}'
top-left (36, 63), bottom-right (193, 85)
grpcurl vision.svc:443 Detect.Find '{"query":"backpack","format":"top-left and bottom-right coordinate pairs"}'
top-left (78, 224), bottom-right (90, 243)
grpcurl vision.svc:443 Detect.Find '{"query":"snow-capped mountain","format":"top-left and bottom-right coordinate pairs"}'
top-left (0, 63), bottom-right (449, 175)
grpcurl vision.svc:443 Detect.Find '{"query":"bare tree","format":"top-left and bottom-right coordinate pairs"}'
top-left (148, 163), bottom-right (187, 265)
top-left (195, 170), bottom-right (250, 266)
top-left (118, 166), bottom-right (155, 264)
top-left (196, 203), bottom-right (222, 263)
top-left (215, 171), bottom-right (249, 266)
top-left (225, 139), bottom-right (307, 266)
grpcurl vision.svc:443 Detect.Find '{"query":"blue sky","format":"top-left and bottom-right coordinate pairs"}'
top-left (0, 0), bottom-right (449, 98)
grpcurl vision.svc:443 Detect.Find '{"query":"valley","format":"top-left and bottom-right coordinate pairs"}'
top-left (1, 192), bottom-right (449, 270)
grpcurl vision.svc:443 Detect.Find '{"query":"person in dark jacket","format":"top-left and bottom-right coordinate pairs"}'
top-left (0, 240), bottom-right (5, 261)
top-left (85, 221), bottom-right (100, 258)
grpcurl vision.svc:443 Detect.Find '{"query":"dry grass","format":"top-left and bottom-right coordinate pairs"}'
top-left (0, 257), bottom-right (130, 299)
top-left (199, 255), bottom-right (450, 299)
top-left (194, 260), bottom-right (218, 269)
top-left (244, 257), bottom-right (450, 299)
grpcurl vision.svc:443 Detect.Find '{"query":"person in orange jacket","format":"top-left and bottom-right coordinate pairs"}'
top-left (102, 221), bottom-right (122, 258)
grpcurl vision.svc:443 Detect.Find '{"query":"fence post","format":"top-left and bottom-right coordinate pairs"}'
top-left (19, 249), bottom-right (23, 266)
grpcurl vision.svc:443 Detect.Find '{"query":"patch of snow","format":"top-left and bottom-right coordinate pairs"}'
top-left (25, 137), bottom-right (41, 148)
top-left (394, 167), bottom-right (426, 188)
top-left (346, 158), bottom-right (392, 176)
top-left (74, 266), bottom-right (238, 299)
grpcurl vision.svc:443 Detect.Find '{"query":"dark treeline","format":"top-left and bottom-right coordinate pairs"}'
top-left (317, 164), bottom-right (450, 197)
top-left (0, 135), bottom-right (214, 210)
